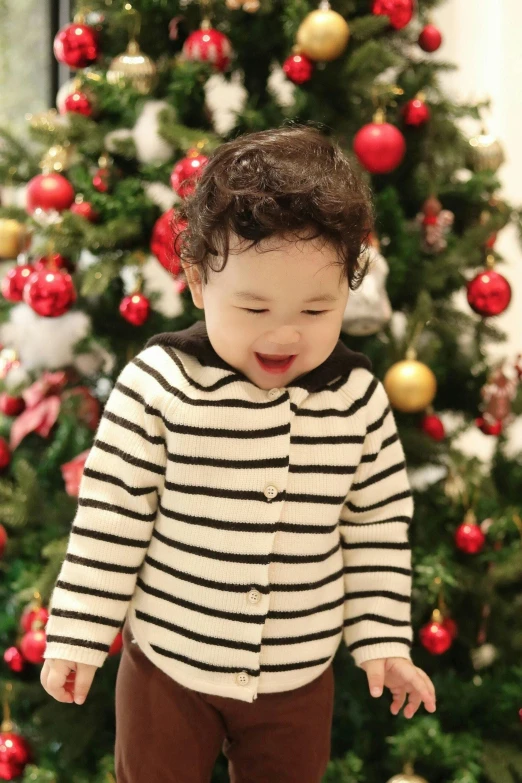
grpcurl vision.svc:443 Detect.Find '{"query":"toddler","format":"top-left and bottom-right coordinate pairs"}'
top-left (41, 123), bottom-right (436, 783)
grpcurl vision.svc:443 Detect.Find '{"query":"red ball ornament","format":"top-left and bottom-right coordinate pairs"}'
top-left (23, 267), bottom-right (77, 318)
top-left (419, 618), bottom-right (453, 654)
top-left (53, 22), bottom-right (99, 69)
top-left (0, 730), bottom-right (32, 778)
top-left (1, 264), bottom-right (34, 302)
top-left (0, 437), bottom-right (11, 471)
top-left (119, 292), bottom-right (150, 326)
top-left (70, 200), bottom-right (99, 222)
top-left (170, 151), bottom-right (209, 198)
top-left (33, 252), bottom-right (74, 273)
top-left (283, 53), bottom-right (314, 84)
top-left (20, 628), bottom-right (47, 663)
top-left (3, 646), bottom-right (25, 673)
top-left (0, 393), bottom-right (25, 417)
top-left (455, 515), bottom-right (486, 554)
top-left (353, 111), bottom-right (406, 174)
top-left (109, 631), bottom-right (123, 656)
top-left (476, 416), bottom-right (503, 436)
top-left (403, 96), bottom-right (430, 126)
top-left (182, 23), bottom-right (233, 72)
top-left (0, 522), bottom-right (7, 557)
top-left (418, 24), bottom-right (443, 52)
top-left (421, 413), bottom-right (445, 440)
top-left (26, 173), bottom-right (75, 215)
top-left (63, 90), bottom-right (94, 117)
top-left (20, 605), bottom-right (49, 633)
top-left (92, 167), bottom-right (111, 193)
top-left (150, 209), bottom-right (188, 275)
top-left (442, 616), bottom-right (458, 640)
top-left (372, 0), bottom-right (414, 30)
top-left (467, 268), bottom-right (512, 317)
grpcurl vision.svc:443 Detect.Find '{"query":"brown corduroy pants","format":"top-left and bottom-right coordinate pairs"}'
top-left (114, 616), bottom-right (334, 783)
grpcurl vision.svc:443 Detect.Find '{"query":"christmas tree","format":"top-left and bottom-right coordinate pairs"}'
top-left (0, 1), bottom-right (521, 781)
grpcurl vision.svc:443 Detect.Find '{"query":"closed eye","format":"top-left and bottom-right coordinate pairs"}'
top-left (243, 309), bottom-right (328, 316)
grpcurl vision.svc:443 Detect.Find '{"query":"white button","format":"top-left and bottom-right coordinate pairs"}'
top-left (236, 671), bottom-right (249, 686)
top-left (267, 388), bottom-right (282, 400)
top-left (264, 484), bottom-right (278, 500)
top-left (247, 589), bottom-right (261, 604)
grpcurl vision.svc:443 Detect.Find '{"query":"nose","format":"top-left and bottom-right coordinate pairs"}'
top-left (265, 326), bottom-right (300, 347)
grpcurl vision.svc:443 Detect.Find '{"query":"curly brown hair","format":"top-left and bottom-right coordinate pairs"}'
top-left (172, 122), bottom-right (375, 290)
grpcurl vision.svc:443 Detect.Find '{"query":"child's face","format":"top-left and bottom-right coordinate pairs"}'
top-left (181, 231), bottom-right (350, 390)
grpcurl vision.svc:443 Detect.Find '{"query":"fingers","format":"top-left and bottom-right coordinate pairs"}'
top-left (41, 659), bottom-right (75, 703)
top-left (72, 663), bottom-right (96, 704)
top-left (401, 669), bottom-right (436, 718)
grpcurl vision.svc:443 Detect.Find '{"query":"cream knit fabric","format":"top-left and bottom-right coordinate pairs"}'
top-left (43, 320), bottom-right (414, 704)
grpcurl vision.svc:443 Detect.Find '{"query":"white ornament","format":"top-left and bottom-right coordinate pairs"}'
top-left (104, 100), bottom-right (175, 165)
top-left (341, 244), bottom-right (392, 336)
top-left (143, 181), bottom-right (178, 212)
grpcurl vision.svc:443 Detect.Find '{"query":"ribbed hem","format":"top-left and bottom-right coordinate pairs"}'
top-left (349, 641), bottom-right (412, 668)
top-left (42, 642), bottom-right (107, 668)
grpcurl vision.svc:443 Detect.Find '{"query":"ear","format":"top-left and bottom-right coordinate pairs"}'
top-left (181, 260), bottom-right (204, 309)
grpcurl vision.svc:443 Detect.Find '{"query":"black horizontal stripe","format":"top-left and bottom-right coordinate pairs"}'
top-left (345, 489), bottom-right (412, 513)
top-left (78, 497), bottom-right (157, 523)
top-left (360, 432), bottom-right (399, 462)
top-left (113, 380), bottom-right (164, 421)
top-left (346, 636), bottom-right (412, 653)
top-left (164, 449), bottom-right (358, 476)
top-left (341, 540), bottom-right (410, 551)
top-left (135, 609), bottom-right (260, 652)
top-left (145, 553), bottom-right (344, 593)
top-left (92, 438), bottom-right (165, 475)
top-left (102, 409), bottom-right (165, 445)
top-left (344, 613), bottom-right (410, 628)
top-left (48, 607), bottom-right (121, 628)
top-left (65, 552), bottom-right (138, 574)
top-left (344, 564), bottom-right (412, 576)
top-left (351, 460), bottom-right (407, 491)
top-left (152, 527), bottom-right (341, 564)
top-left (268, 594), bottom-right (345, 619)
top-left (45, 634), bottom-right (109, 653)
top-left (163, 481), bottom-right (348, 505)
top-left (261, 625), bottom-right (342, 645)
top-left (55, 579), bottom-right (132, 602)
top-left (340, 515), bottom-right (411, 527)
top-left (367, 404), bottom-right (391, 434)
top-left (346, 589), bottom-right (411, 603)
top-left (291, 433), bottom-right (364, 445)
top-left (82, 467), bottom-right (158, 497)
top-left (260, 656), bottom-right (332, 673)
top-left (71, 524), bottom-right (150, 548)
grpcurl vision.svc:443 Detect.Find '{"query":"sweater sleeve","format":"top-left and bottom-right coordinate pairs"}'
top-left (42, 355), bottom-right (167, 667)
top-left (339, 377), bottom-right (414, 668)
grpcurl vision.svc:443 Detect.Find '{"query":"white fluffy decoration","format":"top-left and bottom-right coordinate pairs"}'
top-left (56, 77), bottom-right (76, 114)
top-left (0, 184), bottom-right (27, 210)
top-left (0, 303), bottom-right (113, 377)
top-left (105, 100), bottom-right (174, 164)
top-left (143, 181), bottom-right (178, 212)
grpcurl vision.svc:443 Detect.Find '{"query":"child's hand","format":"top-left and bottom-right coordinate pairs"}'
top-left (41, 658), bottom-right (98, 705)
top-left (359, 657), bottom-right (436, 718)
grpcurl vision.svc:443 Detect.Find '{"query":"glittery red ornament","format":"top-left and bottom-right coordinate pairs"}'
top-left (372, 0), bottom-right (414, 30)
top-left (419, 618), bottom-right (452, 654)
top-left (70, 200), bottom-right (99, 222)
top-left (1, 264), bottom-right (34, 302)
top-left (0, 393), bottom-right (25, 417)
top-left (151, 208), bottom-right (187, 275)
top-left (20, 627), bottom-right (47, 663)
top-left (0, 437), bottom-right (11, 471)
top-left (0, 522), bottom-right (7, 557)
top-left (170, 151), bottom-right (209, 198)
top-left (418, 24), bottom-right (443, 52)
top-left (63, 90), bottom-right (95, 117)
top-left (109, 630), bottom-right (123, 656)
top-left (353, 112), bottom-right (406, 174)
top-left (403, 96), bottom-right (430, 126)
top-left (33, 252), bottom-right (74, 273)
top-left (23, 267), bottom-right (77, 317)
top-left (182, 23), bottom-right (233, 72)
top-left (26, 173), bottom-right (75, 214)
top-left (283, 53), bottom-right (314, 84)
top-left (467, 269), bottom-right (512, 317)
top-left (0, 730), bottom-right (32, 778)
top-left (455, 515), bottom-right (486, 554)
top-left (119, 292), bottom-right (150, 325)
top-left (3, 645), bottom-right (25, 673)
top-left (421, 413), bottom-right (445, 440)
top-left (20, 605), bottom-right (49, 633)
top-left (53, 22), bottom-right (99, 69)
top-left (476, 416), bottom-right (503, 436)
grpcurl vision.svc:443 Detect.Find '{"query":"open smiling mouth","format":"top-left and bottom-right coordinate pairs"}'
top-left (255, 353), bottom-right (297, 373)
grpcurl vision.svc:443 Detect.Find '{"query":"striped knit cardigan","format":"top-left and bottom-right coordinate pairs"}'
top-left (43, 318), bottom-right (414, 703)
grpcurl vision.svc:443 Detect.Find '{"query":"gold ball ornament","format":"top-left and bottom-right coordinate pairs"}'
top-left (467, 128), bottom-right (505, 173)
top-left (386, 774), bottom-right (429, 783)
top-left (296, 1), bottom-right (350, 62)
top-left (39, 143), bottom-right (74, 174)
top-left (384, 357), bottom-right (437, 413)
top-left (107, 39), bottom-right (158, 95)
top-left (0, 219), bottom-right (32, 260)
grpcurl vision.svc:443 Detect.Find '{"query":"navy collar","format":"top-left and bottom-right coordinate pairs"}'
top-left (145, 319), bottom-right (372, 393)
